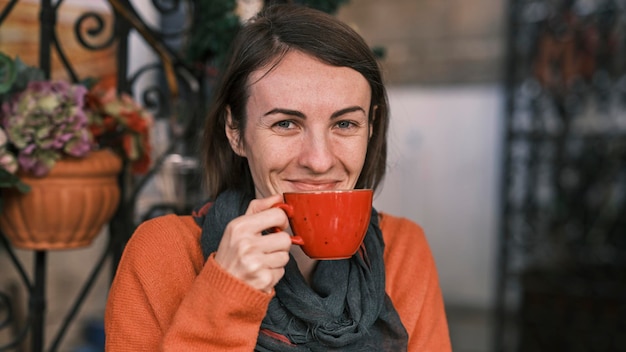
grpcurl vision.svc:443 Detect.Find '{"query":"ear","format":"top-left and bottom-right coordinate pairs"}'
top-left (225, 107), bottom-right (246, 157)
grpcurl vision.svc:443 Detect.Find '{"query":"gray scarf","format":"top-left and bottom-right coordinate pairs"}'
top-left (195, 189), bottom-right (408, 351)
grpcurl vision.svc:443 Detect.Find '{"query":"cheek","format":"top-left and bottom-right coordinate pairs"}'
top-left (334, 137), bottom-right (369, 169)
top-left (244, 136), bottom-right (291, 171)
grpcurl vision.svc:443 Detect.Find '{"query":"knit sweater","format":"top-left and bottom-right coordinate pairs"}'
top-left (105, 213), bottom-right (451, 351)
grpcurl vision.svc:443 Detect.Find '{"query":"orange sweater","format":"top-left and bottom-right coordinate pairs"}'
top-left (105, 213), bottom-right (451, 351)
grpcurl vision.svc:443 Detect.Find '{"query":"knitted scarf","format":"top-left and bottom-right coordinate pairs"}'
top-left (195, 189), bottom-right (408, 351)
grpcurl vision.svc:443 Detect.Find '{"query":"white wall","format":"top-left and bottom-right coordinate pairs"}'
top-left (374, 85), bottom-right (503, 308)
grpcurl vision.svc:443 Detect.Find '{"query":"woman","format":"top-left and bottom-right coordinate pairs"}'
top-left (105, 4), bottom-right (451, 351)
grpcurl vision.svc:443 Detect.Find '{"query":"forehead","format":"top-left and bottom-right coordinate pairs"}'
top-left (247, 51), bottom-right (370, 108)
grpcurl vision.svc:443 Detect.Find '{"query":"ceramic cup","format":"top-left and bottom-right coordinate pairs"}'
top-left (271, 189), bottom-right (373, 260)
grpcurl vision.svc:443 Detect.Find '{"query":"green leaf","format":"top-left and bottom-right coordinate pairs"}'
top-left (15, 181), bottom-right (31, 193)
top-left (0, 52), bottom-right (17, 94)
top-left (11, 57), bottom-right (45, 92)
top-left (0, 168), bottom-right (31, 193)
top-left (80, 77), bottom-right (99, 90)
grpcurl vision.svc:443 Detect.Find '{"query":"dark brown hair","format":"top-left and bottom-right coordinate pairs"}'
top-left (201, 4), bottom-right (389, 199)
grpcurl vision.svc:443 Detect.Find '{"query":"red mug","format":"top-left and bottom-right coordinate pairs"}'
top-left (271, 189), bottom-right (373, 260)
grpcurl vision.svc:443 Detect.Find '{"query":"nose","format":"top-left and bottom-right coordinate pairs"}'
top-left (297, 130), bottom-right (335, 173)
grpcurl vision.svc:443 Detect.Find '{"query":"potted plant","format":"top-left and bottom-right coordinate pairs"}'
top-left (0, 52), bottom-right (152, 250)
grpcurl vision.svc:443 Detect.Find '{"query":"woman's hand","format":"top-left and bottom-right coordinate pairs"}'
top-left (214, 194), bottom-right (292, 293)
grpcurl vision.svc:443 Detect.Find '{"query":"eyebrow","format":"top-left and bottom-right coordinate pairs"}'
top-left (263, 106), bottom-right (366, 119)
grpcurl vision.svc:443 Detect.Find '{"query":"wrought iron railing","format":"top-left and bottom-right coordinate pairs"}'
top-left (0, 0), bottom-right (203, 350)
top-left (495, 0), bottom-right (626, 350)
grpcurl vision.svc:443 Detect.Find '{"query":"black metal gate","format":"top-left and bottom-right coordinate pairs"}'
top-left (0, 0), bottom-right (203, 350)
top-left (495, 0), bottom-right (626, 351)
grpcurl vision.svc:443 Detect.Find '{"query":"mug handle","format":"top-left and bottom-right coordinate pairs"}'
top-left (270, 203), bottom-right (305, 246)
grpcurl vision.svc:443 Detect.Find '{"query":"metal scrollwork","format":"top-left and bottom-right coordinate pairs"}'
top-left (122, 0), bottom-right (195, 40)
top-left (0, 0), bottom-right (202, 350)
top-left (0, 292), bottom-right (20, 346)
top-left (128, 63), bottom-right (170, 116)
top-left (152, 0), bottom-right (183, 15)
top-left (0, 235), bottom-right (32, 351)
top-left (74, 11), bottom-right (117, 51)
top-left (0, 0), bottom-right (19, 24)
top-left (141, 82), bottom-right (167, 114)
top-left (0, 289), bottom-right (29, 351)
top-left (495, 0), bottom-right (626, 351)
top-left (0, 292), bottom-right (10, 330)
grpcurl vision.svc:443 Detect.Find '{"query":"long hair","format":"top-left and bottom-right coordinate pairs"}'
top-left (201, 4), bottom-right (389, 199)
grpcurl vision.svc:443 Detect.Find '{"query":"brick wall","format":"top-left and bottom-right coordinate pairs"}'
top-left (337, 0), bottom-right (506, 85)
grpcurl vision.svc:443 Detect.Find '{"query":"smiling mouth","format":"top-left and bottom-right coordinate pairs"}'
top-left (287, 181), bottom-right (341, 191)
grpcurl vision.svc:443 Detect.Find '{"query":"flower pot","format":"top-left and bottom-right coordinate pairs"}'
top-left (0, 149), bottom-right (122, 250)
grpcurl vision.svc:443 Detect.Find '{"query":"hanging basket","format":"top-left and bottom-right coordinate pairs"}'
top-left (0, 149), bottom-right (122, 250)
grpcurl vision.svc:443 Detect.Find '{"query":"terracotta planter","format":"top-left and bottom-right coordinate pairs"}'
top-left (0, 149), bottom-right (122, 250)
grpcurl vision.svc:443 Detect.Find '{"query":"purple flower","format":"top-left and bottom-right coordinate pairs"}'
top-left (2, 80), bottom-right (93, 176)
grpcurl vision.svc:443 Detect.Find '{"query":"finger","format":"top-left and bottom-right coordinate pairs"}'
top-left (256, 267), bottom-right (286, 293)
top-left (245, 194), bottom-right (283, 215)
top-left (255, 231), bottom-right (293, 254)
top-left (225, 230), bottom-right (291, 262)
top-left (227, 208), bottom-right (290, 239)
top-left (262, 250), bottom-right (291, 270)
top-left (231, 251), bottom-right (288, 291)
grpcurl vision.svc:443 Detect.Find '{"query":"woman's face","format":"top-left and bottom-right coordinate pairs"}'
top-left (226, 50), bottom-right (372, 198)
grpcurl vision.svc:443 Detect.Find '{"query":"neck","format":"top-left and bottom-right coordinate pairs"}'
top-left (290, 245), bottom-right (318, 285)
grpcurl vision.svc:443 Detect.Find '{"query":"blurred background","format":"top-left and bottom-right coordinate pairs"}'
top-left (1, 0), bottom-right (625, 351)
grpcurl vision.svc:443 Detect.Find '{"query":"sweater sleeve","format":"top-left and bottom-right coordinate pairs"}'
top-left (380, 213), bottom-right (452, 352)
top-left (104, 215), bottom-right (273, 351)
